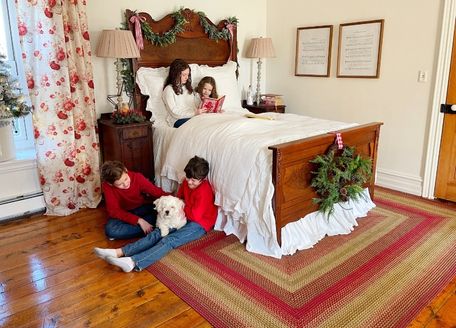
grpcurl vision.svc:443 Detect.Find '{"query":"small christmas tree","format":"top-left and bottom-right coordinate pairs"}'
top-left (0, 55), bottom-right (31, 120)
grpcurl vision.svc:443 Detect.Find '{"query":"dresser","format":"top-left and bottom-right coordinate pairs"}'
top-left (98, 118), bottom-right (154, 180)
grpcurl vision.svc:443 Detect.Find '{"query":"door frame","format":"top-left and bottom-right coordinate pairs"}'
top-left (423, 0), bottom-right (456, 198)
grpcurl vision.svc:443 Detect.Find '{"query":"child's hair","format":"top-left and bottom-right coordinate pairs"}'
top-left (195, 76), bottom-right (218, 99)
top-left (163, 58), bottom-right (193, 95)
top-left (101, 161), bottom-right (127, 184)
top-left (184, 156), bottom-right (209, 180)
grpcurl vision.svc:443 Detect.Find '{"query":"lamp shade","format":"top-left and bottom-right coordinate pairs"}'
top-left (246, 37), bottom-right (275, 58)
top-left (96, 29), bottom-right (140, 58)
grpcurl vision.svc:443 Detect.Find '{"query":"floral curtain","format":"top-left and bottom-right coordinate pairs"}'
top-left (15, 0), bottom-right (101, 215)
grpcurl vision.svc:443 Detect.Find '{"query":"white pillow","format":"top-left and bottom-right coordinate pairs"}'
top-left (136, 67), bottom-right (169, 125)
top-left (197, 61), bottom-right (241, 109)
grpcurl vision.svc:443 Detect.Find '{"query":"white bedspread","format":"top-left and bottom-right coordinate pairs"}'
top-left (159, 111), bottom-right (375, 258)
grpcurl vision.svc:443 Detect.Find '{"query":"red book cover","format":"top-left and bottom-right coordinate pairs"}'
top-left (200, 95), bottom-right (225, 113)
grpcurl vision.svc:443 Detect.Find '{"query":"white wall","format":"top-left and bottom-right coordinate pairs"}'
top-left (87, 0), bottom-right (268, 116)
top-left (266, 0), bottom-right (443, 195)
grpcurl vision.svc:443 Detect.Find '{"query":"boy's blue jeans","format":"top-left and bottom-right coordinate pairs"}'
top-left (122, 221), bottom-right (206, 271)
top-left (104, 203), bottom-right (157, 240)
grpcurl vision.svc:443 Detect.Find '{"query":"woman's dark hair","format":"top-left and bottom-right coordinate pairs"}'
top-left (101, 161), bottom-right (127, 184)
top-left (184, 156), bottom-right (209, 180)
top-left (195, 76), bottom-right (218, 99)
top-left (163, 58), bottom-right (193, 94)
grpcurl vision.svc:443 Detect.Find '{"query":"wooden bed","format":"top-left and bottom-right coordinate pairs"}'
top-left (126, 8), bottom-right (382, 246)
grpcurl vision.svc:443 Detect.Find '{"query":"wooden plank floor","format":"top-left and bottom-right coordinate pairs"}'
top-left (0, 207), bottom-right (455, 327)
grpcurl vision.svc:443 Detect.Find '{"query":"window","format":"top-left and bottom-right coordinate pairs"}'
top-left (0, 0), bottom-right (35, 155)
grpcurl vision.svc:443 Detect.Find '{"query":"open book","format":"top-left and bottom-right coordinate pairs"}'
top-left (200, 95), bottom-right (225, 113)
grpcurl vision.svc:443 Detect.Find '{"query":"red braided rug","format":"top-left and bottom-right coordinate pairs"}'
top-left (147, 188), bottom-right (456, 327)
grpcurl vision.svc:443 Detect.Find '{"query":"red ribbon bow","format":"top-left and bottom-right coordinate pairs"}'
top-left (334, 132), bottom-right (343, 149)
top-left (129, 14), bottom-right (145, 50)
top-left (226, 23), bottom-right (234, 62)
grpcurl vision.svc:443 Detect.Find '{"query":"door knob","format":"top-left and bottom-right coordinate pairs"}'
top-left (440, 104), bottom-right (456, 113)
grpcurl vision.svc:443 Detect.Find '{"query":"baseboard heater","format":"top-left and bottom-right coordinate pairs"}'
top-left (0, 191), bottom-right (46, 222)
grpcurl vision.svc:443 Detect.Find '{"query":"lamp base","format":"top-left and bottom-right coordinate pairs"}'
top-left (107, 82), bottom-right (133, 110)
top-left (255, 58), bottom-right (262, 106)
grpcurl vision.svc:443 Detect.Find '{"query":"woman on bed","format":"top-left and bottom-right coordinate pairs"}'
top-left (162, 59), bottom-right (197, 128)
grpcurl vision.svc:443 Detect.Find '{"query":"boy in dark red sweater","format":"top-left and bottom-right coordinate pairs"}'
top-left (101, 161), bottom-right (168, 240)
top-left (94, 156), bottom-right (218, 272)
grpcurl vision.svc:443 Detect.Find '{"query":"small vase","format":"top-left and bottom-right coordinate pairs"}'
top-left (0, 119), bottom-right (16, 162)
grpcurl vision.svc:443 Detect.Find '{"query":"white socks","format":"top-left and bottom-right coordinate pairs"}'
top-left (106, 256), bottom-right (135, 272)
top-left (93, 247), bottom-right (117, 260)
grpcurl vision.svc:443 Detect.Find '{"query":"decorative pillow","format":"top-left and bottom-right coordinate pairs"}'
top-left (136, 67), bottom-right (169, 125)
top-left (196, 61), bottom-right (241, 110)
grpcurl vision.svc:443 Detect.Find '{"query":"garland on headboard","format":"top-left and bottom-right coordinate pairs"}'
top-left (197, 11), bottom-right (238, 41)
top-left (121, 9), bottom-right (238, 99)
top-left (310, 145), bottom-right (372, 215)
top-left (132, 9), bottom-right (238, 47)
top-left (140, 9), bottom-right (186, 47)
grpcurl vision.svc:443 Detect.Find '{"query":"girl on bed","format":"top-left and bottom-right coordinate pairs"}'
top-left (194, 76), bottom-right (219, 110)
top-left (93, 156), bottom-right (218, 272)
top-left (162, 58), bottom-right (197, 128)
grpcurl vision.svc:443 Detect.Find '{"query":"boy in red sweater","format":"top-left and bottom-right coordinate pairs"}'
top-left (94, 156), bottom-right (217, 272)
top-left (101, 161), bottom-right (168, 240)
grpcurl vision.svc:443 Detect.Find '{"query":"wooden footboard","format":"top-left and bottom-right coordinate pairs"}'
top-left (269, 122), bottom-right (382, 245)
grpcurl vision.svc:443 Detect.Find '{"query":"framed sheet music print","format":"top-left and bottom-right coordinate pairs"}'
top-left (295, 25), bottom-right (333, 77)
top-left (337, 19), bottom-right (384, 78)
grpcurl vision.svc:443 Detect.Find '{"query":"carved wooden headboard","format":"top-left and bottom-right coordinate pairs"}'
top-left (125, 9), bottom-right (238, 117)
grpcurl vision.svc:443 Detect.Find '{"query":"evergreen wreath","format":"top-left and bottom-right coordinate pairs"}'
top-left (310, 145), bottom-right (372, 215)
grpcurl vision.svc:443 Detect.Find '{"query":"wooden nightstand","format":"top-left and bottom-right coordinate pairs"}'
top-left (242, 100), bottom-right (286, 114)
top-left (98, 118), bottom-right (154, 181)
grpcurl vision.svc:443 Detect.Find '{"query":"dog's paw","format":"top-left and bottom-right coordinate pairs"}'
top-left (160, 227), bottom-right (169, 237)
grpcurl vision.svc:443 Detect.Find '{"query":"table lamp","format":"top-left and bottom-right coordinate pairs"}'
top-left (246, 37), bottom-right (275, 105)
top-left (96, 29), bottom-right (140, 110)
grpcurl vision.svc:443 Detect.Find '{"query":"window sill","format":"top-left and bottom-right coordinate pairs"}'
top-left (0, 148), bottom-right (37, 174)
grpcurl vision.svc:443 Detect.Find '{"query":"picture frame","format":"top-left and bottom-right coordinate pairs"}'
top-left (295, 25), bottom-right (333, 77)
top-left (337, 19), bottom-right (384, 78)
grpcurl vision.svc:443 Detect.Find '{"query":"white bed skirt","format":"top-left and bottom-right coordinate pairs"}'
top-left (214, 188), bottom-right (375, 258)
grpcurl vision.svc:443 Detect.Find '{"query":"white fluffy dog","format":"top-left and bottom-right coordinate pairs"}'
top-left (154, 195), bottom-right (187, 237)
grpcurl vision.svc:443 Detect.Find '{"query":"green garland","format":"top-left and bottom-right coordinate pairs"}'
top-left (111, 109), bottom-right (145, 124)
top-left (139, 9), bottom-right (238, 47)
top-left (120, 58), bottom-right (135, 100)
top-left (140, 9), bottom-right (187, 47)
top-left (197, 12), bottom-right (238, 41)
top-left (310, 145), bottom-right (372, 215)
